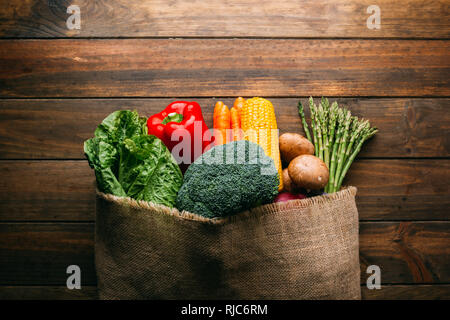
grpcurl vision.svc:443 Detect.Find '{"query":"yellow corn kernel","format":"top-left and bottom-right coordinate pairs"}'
top-left (241, 97), bottom-right (283, 191)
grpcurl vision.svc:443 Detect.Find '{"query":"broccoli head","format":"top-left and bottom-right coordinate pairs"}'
top-left (176, 140), bottom-right (279, 218)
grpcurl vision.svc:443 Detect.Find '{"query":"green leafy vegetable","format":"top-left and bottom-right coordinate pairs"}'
top-left (119, 135), bottom-right (183, 206)
top-left (176, 140), bottom-right (279, 218)
top-left (84, 110), bottom-right (183, 207)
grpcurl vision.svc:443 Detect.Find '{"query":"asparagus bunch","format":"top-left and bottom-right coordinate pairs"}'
top-left (298, 97), bottom-right (377, 193)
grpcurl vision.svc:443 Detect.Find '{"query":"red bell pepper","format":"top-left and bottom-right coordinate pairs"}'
top-left (147, 101), bottom-right (212, 165)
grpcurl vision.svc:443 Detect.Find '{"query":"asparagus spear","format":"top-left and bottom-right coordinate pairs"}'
top-left (321, 97), bottom-right (330, 110)
top-left (327, 102), bottom-right (338, 149)
top-left (323, 102), bottom-right (336, 192)
top-left (336, 127), bottom-right (378, 190)
top-left (341, 117), bottom-right (361, 165)
top-left (313, 101), bottom-right (324, 160)
top-left (298, 101), bottom-right (312, 142)
top-left (296, 97), bottom-right (377, 193)
top-left (316, 119), bottom-right (324, 160)
top-left (309, 98), bottom-right (319, 156)
top-left (332, 109), bottom-right (352, 193)
top-left (327, 108), bottom-right (344, 192)
top-left (319, 100), bottom-right (330, 168)
top-left (344, 119), bottom-right (369, 164)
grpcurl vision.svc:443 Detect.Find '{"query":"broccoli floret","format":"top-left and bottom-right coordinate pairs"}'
top-left (176, 140), bottom-right (279, 218)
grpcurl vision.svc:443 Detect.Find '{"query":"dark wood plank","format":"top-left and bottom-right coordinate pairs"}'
top-left (2, 284), bottom-right (449, 299)
top-left (0, 98), bottom-right (449, 159)
top-left (0, 223), bottom-right (95, 286)
top-left (0, 0), bottom-right (449, 38)
top-left (0, 161), bottom-right (95, 221)
top-left (361, 284), bottom-right (450, 300)
top-left (359, 222), bottom-right (450, 284)
top-left (1, 160), bottom-right (448, 221)
top-left (347, 160), bottom-right (450, 221)
top-left (1, 222), bottom-right (448, 285)
top-left (0, 286), bottom-right (98, 300)
top-left (1, 40), bottom-right (448, 97)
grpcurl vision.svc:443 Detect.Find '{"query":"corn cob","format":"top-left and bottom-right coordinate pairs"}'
top-left (241, 97), bottom-right (283, 191)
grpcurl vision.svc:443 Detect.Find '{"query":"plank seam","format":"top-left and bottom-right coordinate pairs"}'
top-left (1, 158), bottom-right (449, 161)
top-left (1, 37), bottom-right (449, 40)
top-left (1, 220), bottom-right (448, 223)
top-left (1, 96), bottom-right (450, 100)
top-left (2, 282), bottom-right (449, 286)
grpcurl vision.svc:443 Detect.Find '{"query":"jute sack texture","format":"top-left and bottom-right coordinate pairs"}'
top-left (95, 187), bottom-right (361, 300)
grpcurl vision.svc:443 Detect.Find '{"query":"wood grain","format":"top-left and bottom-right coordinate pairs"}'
top-left (0, 223), bottom-right (95, 286)
top-left (1, 1), bottom-right (449, 300)
top-left (1, 222), bottom-right (448, 286)
top-left (361, 284), bottom-right (450, 300)
top-left (359, 222), bottom-right (450, 284)
top-left (0, 98), bottom-right (448, 159)
top-left (0, 161), bottom-right (94, 221)
top-left (0, 0), bottom-right (449, 38)
top-left (347, 160), bottom-right (450, 220)
top-left (1, 39), bottom-right (449, 97)
top-left (0, 286), bottom-right (98, 300)
top-left (0, 160), bottom-right (448, 221)
top-left (1, 284), bottom-right (448, 300)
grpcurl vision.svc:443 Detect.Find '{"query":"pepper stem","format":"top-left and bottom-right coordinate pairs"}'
top-left (162, 112), bottom-right (183, 124)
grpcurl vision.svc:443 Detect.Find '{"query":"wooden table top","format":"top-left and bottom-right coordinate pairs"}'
top-left (0, 0), bottom-right (449, 300)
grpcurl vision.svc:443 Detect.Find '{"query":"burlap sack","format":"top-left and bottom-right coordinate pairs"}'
top-left (95, 187), bottom-right (360, 300)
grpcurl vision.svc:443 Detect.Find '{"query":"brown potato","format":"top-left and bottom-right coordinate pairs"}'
top-left (282, 168), bottom-right (296, 193)
top-left (288, 155), bottom-right (329, 190)
top-left (279, 133), bottom-right (314, 164)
